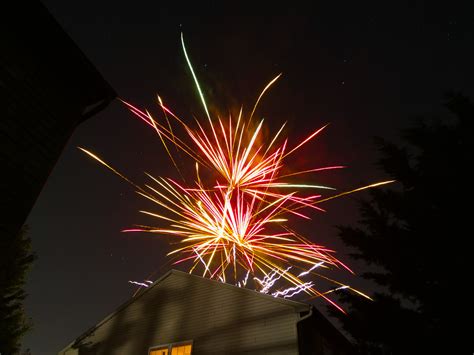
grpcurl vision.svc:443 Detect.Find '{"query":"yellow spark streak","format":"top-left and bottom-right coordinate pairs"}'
top-left (249, 73), bottom-right (282, 121)
top-left (284, 124), bottom-right (329, 158)
top-left (314, 180), bottom-right (396, 205)
top-left (78, 147), bottom-right (146, 194)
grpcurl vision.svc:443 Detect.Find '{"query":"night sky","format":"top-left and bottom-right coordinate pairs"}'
top-left (23, 3), bottom-right (473, 354)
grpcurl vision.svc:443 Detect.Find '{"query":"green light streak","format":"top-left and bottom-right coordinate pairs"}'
top-left (181, 32), bottom-right (211, 123)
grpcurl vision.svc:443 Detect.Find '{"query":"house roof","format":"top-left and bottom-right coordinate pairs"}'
top-left (67, 269), bottom-right (311, 349)
top-left (172, 270), bottom-right (310, 309)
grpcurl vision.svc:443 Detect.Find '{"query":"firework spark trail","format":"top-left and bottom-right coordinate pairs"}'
top-left (254, 267), bottom-right (292, 294)
top-left (272, 282), bottom-right (315, 299)
top-left (128, 280), bottom-right (152, 288)
top-left (81, 33), bottom-right (394, 311)
top-left (298, 262), bottom-right (325, 277)
top-left (236, 271), bottom-right (250, 288)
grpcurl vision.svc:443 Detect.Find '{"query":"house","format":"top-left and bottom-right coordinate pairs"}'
top-left (59, 270), bottom-right (353, 354)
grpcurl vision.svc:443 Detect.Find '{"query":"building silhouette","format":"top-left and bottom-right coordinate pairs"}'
top-left (0, 1), bottom-right (116, 242)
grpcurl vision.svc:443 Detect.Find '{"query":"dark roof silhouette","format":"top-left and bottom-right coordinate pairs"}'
top-left (1, 1), bottom-right (116, 241)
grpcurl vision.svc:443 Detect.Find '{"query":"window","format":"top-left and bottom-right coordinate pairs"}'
top-left (149, 342), bottom-right (192, 355)
top-left (170, 344), bottom-right (192, 355)
top-left (149, 348), bottom-right (168, 355)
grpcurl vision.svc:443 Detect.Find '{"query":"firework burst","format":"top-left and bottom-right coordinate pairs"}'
top-left (80, 34), bottom-right (393, 312)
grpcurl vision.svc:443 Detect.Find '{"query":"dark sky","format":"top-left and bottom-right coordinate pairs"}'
top-left (24, 2), bottom-right (473, 354)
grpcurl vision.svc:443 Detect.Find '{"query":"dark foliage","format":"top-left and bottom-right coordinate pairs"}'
top-left (0, 226), bottom-right (36, 354)
top-left (331, 93), bottom-right (473, 354)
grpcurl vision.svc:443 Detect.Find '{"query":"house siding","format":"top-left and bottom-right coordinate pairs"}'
top-left (61, 271), bottom-right (306, 355)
